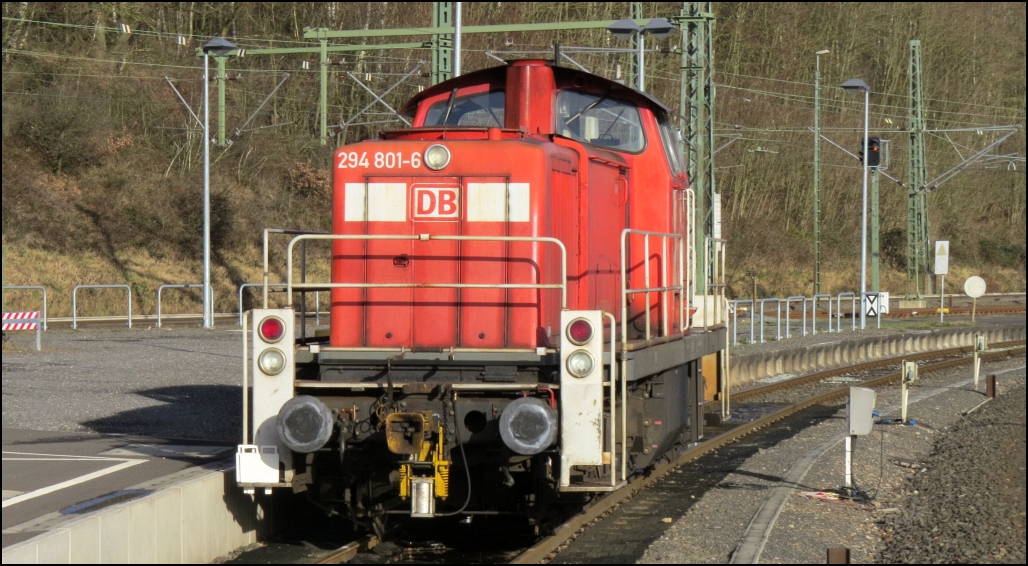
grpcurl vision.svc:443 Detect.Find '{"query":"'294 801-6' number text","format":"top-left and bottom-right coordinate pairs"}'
top-left (337, 151), bottom-right (422, 169)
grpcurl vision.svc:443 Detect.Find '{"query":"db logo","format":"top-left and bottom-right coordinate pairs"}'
top-left (412, 186), bottom-right (460, 220)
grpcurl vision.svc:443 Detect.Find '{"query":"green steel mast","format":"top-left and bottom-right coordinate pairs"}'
top-left (628, 2), bottom-right (642, 89)
top-left (680, 2), bottom-right (716, 295)
top-left (906, 39), bottom-right (928, 299)
top-left (431, 2), bottom-right (453, 85)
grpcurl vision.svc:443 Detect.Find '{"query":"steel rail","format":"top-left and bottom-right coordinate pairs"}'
top-left (314, 534), bottom-right (381, 564)
top-left (509, 341), bottom-right (1025, 565)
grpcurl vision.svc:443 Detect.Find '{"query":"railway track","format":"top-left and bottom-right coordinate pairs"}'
top-left (508, 340), bottom-right (1026, 565)
top-left (259, 341), bottom-right (1026, 565)
top-left (314, 534), bottom-right (381, 564)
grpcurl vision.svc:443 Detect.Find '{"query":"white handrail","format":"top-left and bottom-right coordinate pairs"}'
top-left (603, 311), bottom-right (621, 487)
top-left (157, 284), bottom-right (203, 328)
top-left (284, 234), bottom-right (568, 310)
top-left (72, 284), bottom-right (132, 329)
top-left (620, 229), bottom-right (686, 347)
top-left (238, 283), bottom-right (287, 326)
top-left (686, 189), bottom-right (696, 330)
top-left (263, 228), bottom-right (329, 308)
top-left (785, 296), bottom-right (806, 338)
top-left (758, 298), bottom-right (782, 343)
top-left (732, 299), bottom-right (755, 346)
top-left (836, 292), bottom-right (857, 332)
top-left (811, 294), bottom-right (832, 335)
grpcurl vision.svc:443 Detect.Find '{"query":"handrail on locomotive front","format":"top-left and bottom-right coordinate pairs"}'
top-left (263, 228), bottom-right (329, 309)
top-left (619, 229), bottom-right (687, 348)
top-left (282, 233), bottom-right (569, 312)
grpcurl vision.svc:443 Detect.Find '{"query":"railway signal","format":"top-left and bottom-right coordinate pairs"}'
top-left (859, 136), bottom-right (881, 167)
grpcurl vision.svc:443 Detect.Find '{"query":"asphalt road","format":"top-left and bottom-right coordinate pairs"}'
top-left (2, 328), bottom-right (244, 442)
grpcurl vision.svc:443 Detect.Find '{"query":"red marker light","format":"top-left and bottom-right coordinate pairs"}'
top-left (259, 317), bottom-right (286, 343)
top-left (567, 319), bottom-right (593, 345)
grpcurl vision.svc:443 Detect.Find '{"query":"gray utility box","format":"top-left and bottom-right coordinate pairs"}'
top-left (847, 387), bottom-right (876, 436)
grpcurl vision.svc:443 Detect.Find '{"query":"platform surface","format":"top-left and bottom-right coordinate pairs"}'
top-left (2, 428), bottom-right (232, 548)
top-left (2, 328), bottom-right (246, 548)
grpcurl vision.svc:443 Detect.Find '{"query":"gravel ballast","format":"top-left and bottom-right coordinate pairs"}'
top-left (878, 381), bottom-right (1027, 564)
top-left (639, 357), bottom-right (1025, 564)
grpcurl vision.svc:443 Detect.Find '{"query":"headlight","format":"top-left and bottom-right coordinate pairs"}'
top-left (566, 350), bottom-right (594, 378)
top-left (566, 318), bottom-right (594, 345)
top-left (258, 348), bottom-right (286, 375)
top-left (423, 144), bottom-right (451, 171)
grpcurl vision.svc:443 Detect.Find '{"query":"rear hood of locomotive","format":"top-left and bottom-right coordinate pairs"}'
top-left (328, 136), bottom-right (563, 352)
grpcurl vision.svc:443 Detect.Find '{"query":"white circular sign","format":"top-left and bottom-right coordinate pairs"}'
top-left (964, 276), bottom-right (987, 299)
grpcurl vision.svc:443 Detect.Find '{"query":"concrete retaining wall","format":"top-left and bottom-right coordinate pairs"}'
top-left (1, 465), bottom-right (273, 564)
top-left (730, 323), bottom-right (1026, 389)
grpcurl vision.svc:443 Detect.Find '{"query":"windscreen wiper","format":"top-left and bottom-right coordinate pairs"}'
top-left (564, 90), bottom-right (611, 127)
top-left (442, 88), bottom-right (459, 126)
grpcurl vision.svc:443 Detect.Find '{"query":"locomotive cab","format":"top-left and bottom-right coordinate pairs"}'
top-left (237, 60), bottom-right (727, 531)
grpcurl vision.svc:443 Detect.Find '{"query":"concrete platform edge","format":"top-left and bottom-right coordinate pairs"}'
top-left (730, 323), bottom-right (1026, 388)
top-left (1, 464), bottom-right (267, 564)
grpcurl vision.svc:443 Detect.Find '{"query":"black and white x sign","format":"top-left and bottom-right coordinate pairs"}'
top-left (864, 294), bottom-right (879, 317)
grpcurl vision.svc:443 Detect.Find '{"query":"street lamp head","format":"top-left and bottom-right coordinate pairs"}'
top-left (203, 37), bottom-right (238, 57)
top-left (642, 18), bottom-right (679, 40)
top-left (815, 49), bottom-right (830, 55)
top-left (606, 18), bottom-right (641, 40)
top-left (841, 78), bottom-right (870, 93)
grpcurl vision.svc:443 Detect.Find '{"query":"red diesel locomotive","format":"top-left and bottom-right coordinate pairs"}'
top-left (236, 60), bottom-right (727, 532)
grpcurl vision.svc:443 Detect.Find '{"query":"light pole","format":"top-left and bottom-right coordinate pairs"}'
top-left (813, 49), bottom-right (829, 296)
top-left (453, 2), bottom-right (462, 76)
top-left (202, 38), bottom-right (237, 329)
top-left (841, 78), bottom-right (871, 330)
top-left (606, 18), bottom-right (677, 92)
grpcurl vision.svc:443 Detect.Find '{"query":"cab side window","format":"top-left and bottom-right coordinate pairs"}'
top-left (656, 110), bottom-right (685, 175)
top-left (555, 90), bottom-right (645, 153)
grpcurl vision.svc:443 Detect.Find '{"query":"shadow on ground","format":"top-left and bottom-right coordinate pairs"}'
top-left (80, 385), bottom-right (243, 443)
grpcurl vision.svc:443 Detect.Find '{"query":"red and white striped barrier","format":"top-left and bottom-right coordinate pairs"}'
top-left (2, 311), bottom-right (40, 331)
top-left (2, 312), bottom-right (41, 350)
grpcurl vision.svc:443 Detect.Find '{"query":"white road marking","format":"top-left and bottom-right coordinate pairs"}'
top-left (2, 458), bottom-right (118, 462)
top-left (2, 451), bottom-right (124, 461)
top-left (2, 490), bottom-right (24, 501)
top-left (1, 459), bottom-right (146, 509)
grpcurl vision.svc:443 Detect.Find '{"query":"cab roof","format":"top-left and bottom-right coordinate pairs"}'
top-left (399, 59), bottom-right (672, 118)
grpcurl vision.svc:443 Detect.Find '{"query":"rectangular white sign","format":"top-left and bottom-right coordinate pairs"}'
top-left (934, 241), bottom-right (950, 275)
top-left (863, 294), bottom-right (880, 317)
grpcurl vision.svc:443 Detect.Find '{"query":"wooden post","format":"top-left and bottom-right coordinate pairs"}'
top-left (827, 547), bottom-right (851, 564)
